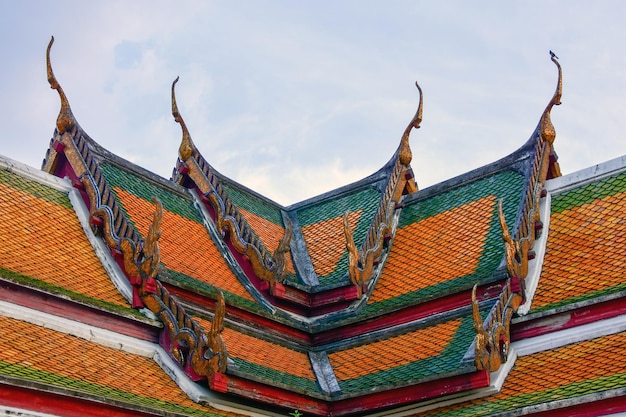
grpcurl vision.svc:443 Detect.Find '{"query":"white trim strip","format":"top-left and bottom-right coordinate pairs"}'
top-left (0, 155), bottom-right (72, 192)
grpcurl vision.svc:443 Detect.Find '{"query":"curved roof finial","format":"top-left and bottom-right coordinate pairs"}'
top-left (540, 51), bottom-right (562, 145)
top-left (172, 77), bottom-right (195, 161)
top-left (46, 36), bottom-right (74, 134)
top-left (398, 81), bottom-right (423, 166)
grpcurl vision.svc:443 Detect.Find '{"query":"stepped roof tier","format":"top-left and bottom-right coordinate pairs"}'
top-left (0, 38), bottom-right (625, 416)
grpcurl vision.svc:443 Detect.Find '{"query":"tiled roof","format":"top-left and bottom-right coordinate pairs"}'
top-left (531, 172), bottom-right (626, 313)
top-left (327, 314), bottom-right (479, 395)
top-left (100, 164), bottom-right (256, 304)
top-left (0, 315), bottom-right (245, 417)
top-left (194, 317), bottom-right (319, 394)
top-left (364, 170), bottom-right (524, 316)
top-left (295, 186), bottom-right (381, 285)
top-left (301, 210), bottom-right (361, 278)
top-left (0, 168), bottom-right (129, 310)
top-left (417, 331), bottom-right (626, 416)
top-left (238, 206), bottom-right (296, 275)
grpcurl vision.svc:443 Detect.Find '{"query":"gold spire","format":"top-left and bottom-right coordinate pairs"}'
top-left (539, 51), bottom-right (563, 145)
top-left (46, 36), bottom-right (74, 134)
top-left (172, 77), bottom-right (195, 161)
top-left (398, 81), bottom-right (423, 166)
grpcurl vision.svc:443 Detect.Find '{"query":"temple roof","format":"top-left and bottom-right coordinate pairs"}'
top-left (1, 38), bottom-right (625, 416)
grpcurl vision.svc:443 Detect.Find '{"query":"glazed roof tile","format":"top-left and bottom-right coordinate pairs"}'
top-left (327, 314), bottom-right (480, 395)
top-left (100, 163), bottom-right (256, 304)
top-left (0, 315), bottom-right (244, 416)
top-left (417, 331), bottom-right (626, 416)
top-left (0, 168), bottom-right (129, 310)
top-left (531, 171), bottom-right (626, 313)
top-left (238, 206), bottom-right (296, 275)
top-left (295, 186), bottom-right (382, 285)
top-left (193, 317), bottom-right (319, 394)
top-left (364, 170), bottom-right (524, 316)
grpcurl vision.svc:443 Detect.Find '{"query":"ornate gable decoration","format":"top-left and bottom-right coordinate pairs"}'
top-left (170, 77), bottom-right (292, 289)
top-left (472, 52), bottom-right (563, 372)
top-left (43, 38), bottom-right (228, 385)
top-left (344, 82), bottom-right (421, 295)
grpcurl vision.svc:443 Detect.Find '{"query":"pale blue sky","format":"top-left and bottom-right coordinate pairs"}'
top-left (1, 1), bottom-right (625, 204)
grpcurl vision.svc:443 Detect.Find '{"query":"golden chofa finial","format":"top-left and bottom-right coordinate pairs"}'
top-left (540, 51), bottom-right (563, 145)
top-left (46, 36), bottom-right (74, 134)
top-left (398, 81), bottom-right (423, 166)
top-left (171, 77), bottom-right (195, 161)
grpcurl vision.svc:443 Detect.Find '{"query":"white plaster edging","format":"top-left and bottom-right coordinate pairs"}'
top-left (516, 191), bottom-right (551, 315)
top-left (512, 312), bottom-right (626, 357)
top-left (0, 301), bottom-right (280, 417)
top-left (67, 188), bottom-right (134, 305)
top-left (546, 154), bottom-right (626, 194)
top-left (0, 406), bottom-right (63, 417)
top-left (0, 300), bottom-right (155, 357)
top-left (0, 155), bottom-right (72, 192)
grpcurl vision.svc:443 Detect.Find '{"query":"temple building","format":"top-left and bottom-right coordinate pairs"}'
top-left (1, 38), bottom-right (625, 417)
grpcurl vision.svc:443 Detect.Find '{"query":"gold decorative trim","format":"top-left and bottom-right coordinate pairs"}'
top-left (399, 82), bottom-right (423, 166)
top-left (472, 282), bottom-right (522, 372)
top-left (120, 197), bottom-right (229, 379)
top-left (343, 82), bottom-right (423, 294)
top-left (498, 199), bottom-right (529, 280)
top-left (172, 77), bottom-right (196, 161)
top-left (171, 79), bottom-right (291, 288)
top-left (46, 36), bottom-right (75, 135)
top-left (540, 52), bottom-right (562, 145)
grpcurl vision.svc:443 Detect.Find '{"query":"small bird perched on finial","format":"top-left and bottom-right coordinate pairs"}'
top-left (550, 50), bottom-right (559, 59)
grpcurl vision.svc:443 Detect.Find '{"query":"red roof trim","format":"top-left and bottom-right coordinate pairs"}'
top-left (511, 295), bottom-right (626, 341)
top-left (0, 382), bottom-right (159, 417)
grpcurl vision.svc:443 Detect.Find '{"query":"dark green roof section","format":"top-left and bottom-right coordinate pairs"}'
top-left (336, 313), bottom-right (482, 395)
top-left (0, 361), bottom-right (230, 417)
top-left (296, 186), bottom-right (381, 227)
top-left (229, 357), bottom-right (321, 396)
top-left (0, 168), bottom-right (72, 210)
top-left (221, 181), bottom-right (284, 226)
top-left (427, 372), bottom-right (626, 416)
top-left (100, 163), bottom-right (202, 223)
top-left (551, 170), bottom-right (626, 214)
top-left (297, 186), bottom-right (382, 286)
top-left (398, 170), bottom-right (525, 228)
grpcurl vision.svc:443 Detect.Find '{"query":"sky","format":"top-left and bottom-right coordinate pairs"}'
top-left (1, 1), bottom-right (625, 206)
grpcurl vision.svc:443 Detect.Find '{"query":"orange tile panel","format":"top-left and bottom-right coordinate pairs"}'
top-left (301, 210), bottom-right (361, 277)
top-left (0, 182), bottom-right (128, 307)
top-left (371, 196), bottom-right (497, 303)
top-left (328, 318), bottom-right (462, 380)
top-left (238, 207), bottom-right (295, 274)
top-left (0, 316), bottom-right (246, 416)
top-left (532, 193), bottom-right (626, 310)
top-left (193, 317), bottom-right (315, 380)
top-left (417, 331), bottom-right (626, 415)
top-left (114, 189), bottom-right (254, 301)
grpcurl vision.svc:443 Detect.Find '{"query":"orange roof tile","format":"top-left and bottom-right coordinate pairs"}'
top-left (114, 188), bottom-right (254, 301)
top-left (328, 318), bottom-right (462, 380)
top-left (196, 315), bottom-right (315, 380)
top-left (0, 315), bottom-right (245, 416)
top-left (239, 207), bottom-right (295, 274)
top-left (301, 210), bottom-right (361, 277)
top-left (417, 331), bottom-right (626, 416)
top-left (0, 181), bottom-right (128, 307)
top-left (371, 196), bottom-right (496, 303)
top-left (532, 192), bottom-right (626, 310)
